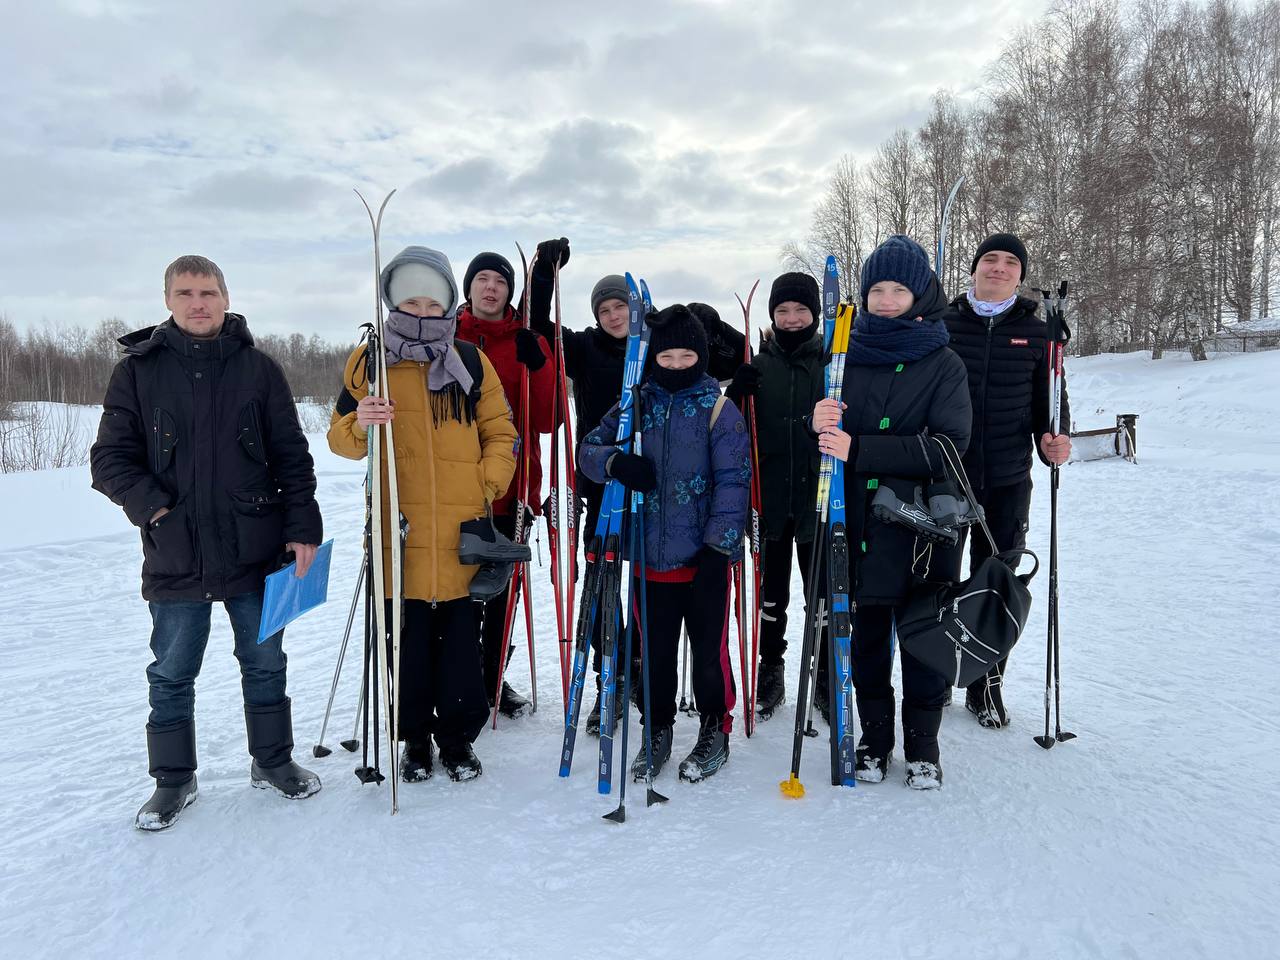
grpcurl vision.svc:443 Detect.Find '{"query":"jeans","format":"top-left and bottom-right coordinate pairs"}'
top-left (146, 589), bottom-right (287, 727)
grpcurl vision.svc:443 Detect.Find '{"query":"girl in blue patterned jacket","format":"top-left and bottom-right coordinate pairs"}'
top-left (579, 304), bottom-right (750, 783)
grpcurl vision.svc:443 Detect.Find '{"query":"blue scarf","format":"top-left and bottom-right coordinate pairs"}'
top-left (966, 288), bottom-right (1017, 318)
top-left (848, 310), bottom-right (950, 366)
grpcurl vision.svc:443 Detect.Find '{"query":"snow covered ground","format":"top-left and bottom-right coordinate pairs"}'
top-left (2, 350), bottom-right (1277, 959)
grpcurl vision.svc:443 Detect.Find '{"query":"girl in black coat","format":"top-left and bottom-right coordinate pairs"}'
top-left (811, 235), bottom-right (972, 790)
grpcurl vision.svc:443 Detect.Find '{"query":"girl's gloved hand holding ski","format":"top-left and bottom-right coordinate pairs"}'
top-left (606, 452), bottom-right (657, 493)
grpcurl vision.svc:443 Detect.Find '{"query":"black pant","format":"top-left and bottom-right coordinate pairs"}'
top-left (849, 604), bottom-right (949, 711)
top-left (939, 479), bottom-right (1032, 690)
top-left (396, 598), bottom-right (489, 750)
top-left (758, 517), bottom-right (821, 665)
top-left (639, 571), bottom-right (736, 732)
top-left (944, 478), bottom-right (1033, 579)
top-left (479, 512), bottom-right (522, 695)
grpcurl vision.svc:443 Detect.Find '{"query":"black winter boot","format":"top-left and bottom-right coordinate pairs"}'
top-left (755, 662), bottom-right (786, 720)
top-left (495, 681), bottom-right (531, 719)
top-left (136, 720), bottom-right (199, 831)
top-left (966, 660), bottom-right (1010, 728)
top-left (439, 741), bottom-right (483, 782)
top-left (246, 699), bottom-right (322, 799)
top-left (400, 740), bottom-right (434, 783)
top-left (679, 714), bottom-right (730, 783)
top-left (902, 703), bottom-right (944, 790)
top-left (813, 667), bottom-right (831, 726)
top-left (630, 724), bottom-right (674, 782)
top-left (585, 676), bottom-right (621, 737)
top-left (854, 696), bottom-right (895, 783)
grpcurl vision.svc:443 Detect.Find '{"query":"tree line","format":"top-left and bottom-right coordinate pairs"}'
top-left (784, 0), bottom-right (1280, 357)
top-left (0, 315), bottom-right (354, 410)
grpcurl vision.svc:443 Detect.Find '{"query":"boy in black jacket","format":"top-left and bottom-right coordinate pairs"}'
top-left (941, 233), bottom-right (1072, 728)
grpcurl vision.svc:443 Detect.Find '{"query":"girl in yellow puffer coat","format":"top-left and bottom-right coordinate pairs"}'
top-left (328, 245), bottom-right (516, 783)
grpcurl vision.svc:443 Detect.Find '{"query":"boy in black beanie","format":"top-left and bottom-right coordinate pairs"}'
top-left (723, 272), bottom-right (828, 721)
top-left (578, 304), bottom-right (750, 783)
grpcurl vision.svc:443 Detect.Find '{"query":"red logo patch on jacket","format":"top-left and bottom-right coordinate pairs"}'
top-left (1010, 338), bottom-right (1029, 346)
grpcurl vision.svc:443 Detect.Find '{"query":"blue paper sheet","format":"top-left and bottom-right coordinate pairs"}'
top-left (257, 539), bottom-right (334, 643)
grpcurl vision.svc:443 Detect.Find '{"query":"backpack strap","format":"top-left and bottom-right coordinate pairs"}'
top-left (709, 394), bottom-right (729, 429)
top-left (453, 339), bottom-right (485, 406)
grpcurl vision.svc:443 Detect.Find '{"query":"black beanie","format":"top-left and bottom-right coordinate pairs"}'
top-left (646, 304), bottom-right (708, 392)
top-left (768, 272), bottom-right (822, 324)
top-left (464, 252), bottom-right (517, 306)
top-left (970, 233), bottom-right (1027, 280)
top-left (860, 235), bottom-right (933, 306)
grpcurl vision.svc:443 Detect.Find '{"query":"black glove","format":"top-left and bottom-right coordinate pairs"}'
top-left (534, 237), bottom-right (571, 277)
top-left (690, 545), bottom-right (732, 596)
top-left (606, 452), bottom-right (656, 493)
top-left (514, 328), bottom-right (547, 372)
top-left (724, 363), bottom-right (762, 403)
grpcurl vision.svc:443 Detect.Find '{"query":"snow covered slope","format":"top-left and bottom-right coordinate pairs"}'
top-left (1, 351), bottom-right (1277, 959)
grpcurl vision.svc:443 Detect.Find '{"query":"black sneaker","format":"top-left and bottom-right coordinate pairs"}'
top-left (629, 725), bottom-right (673, 782)
top-left (400, 741), bottom-right (433, 783)
top-left (679, 715), bottom-right (730, 783)
top-left (250, 759), bottom-right (322, 799)
top-left (497, 681), bottom-right (531, 719)
top-left (135, 776), bottom-right (199, 831)
top-left (755, 662), bottom-right (785, 720)
top-left (440, 743), bottom-right (483, 782)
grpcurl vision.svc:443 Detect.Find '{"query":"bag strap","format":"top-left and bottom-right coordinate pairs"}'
top-left (709, 394), bottom-right (728, 429)
top-left (929, 433), bottom-right (1002, 556)
top-left (453, 340), bottom-right (485, 404)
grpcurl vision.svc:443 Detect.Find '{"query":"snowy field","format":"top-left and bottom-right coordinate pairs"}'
top-left (1, 350), bottom-right (1278, 959)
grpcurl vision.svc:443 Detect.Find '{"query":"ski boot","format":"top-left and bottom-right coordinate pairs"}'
top-left (468, 561), bottom-right (514, 601)
top-left (871, 481), bottom-right (960, 546)
top-left (755, 662), bottom-right (786, 720)
top-left (924, 477), bottom-right (983, 529)
top-left (679, 715), bottom-right (730, 783)
top-left (136, 719), bottom-right (199, 832)
top-left (246, 700), bottom-right (322, 799)
top-left (630, 724), bottom-right (674, 782)
top-left (458, 515), bottom-right (532, 565)
top-left (440, 742), bottom-right (483, 782)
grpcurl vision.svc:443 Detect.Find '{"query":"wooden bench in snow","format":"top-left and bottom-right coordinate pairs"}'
top-left (1069, 414), bottom-right (1137, 464)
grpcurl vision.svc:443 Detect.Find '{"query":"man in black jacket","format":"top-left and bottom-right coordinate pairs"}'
top-left (91, 255), bottom-right (324, 831)
top-left (942, 233), bottom-right (1072, 729)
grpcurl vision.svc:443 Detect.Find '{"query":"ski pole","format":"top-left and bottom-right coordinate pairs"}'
top-left (313, 560), bottom-right (365, 757)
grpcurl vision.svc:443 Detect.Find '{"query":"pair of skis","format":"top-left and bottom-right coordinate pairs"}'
top-left (559, 273), bottom-right (667, 816)
top-left (781, 255), bottom-right (857, 798)
top-left (1036, 282), bottom-right (1076, 750)
top-left (545, 260), bottom-right (579, 709)
top-left (731, 282), bottom-right (764, 737)
top-left (490, 246), bottom-right (542, 727)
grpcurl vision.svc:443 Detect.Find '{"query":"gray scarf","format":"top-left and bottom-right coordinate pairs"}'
top-left (382, 310), bottom-right (477, 424)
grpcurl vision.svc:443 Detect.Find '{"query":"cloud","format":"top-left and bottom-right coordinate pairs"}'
top-left (0, 0), bottom-right (1049, 342)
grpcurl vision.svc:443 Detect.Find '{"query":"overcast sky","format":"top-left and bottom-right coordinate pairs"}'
top-left (1, 0), bottom-right (1046, 343)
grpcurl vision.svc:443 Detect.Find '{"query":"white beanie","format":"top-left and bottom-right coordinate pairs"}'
top-left (387, 262), bottom-right (453, 312)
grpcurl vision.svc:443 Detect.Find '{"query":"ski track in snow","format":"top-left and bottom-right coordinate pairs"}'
top-left (1, 352), bottom-right (1277, 958)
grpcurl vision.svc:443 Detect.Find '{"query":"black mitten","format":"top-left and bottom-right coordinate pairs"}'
top-left (514, 328), bottom-right (547, 372)
top-left (606, 452), bottom-right (656, 493)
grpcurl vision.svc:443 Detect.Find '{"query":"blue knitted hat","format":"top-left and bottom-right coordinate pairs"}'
top-left (859, 235), bottom-right (934, 306)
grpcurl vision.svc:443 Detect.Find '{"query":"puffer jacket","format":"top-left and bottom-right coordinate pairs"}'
top-left (455, 305), bottom-right (556, 517)
top-left (90, 315), bottom-right (323, 602)
top-left (327, 343), bottom-right (516, 602)
top-left (579, 374), bottom-right (750, 571)
top-left (944, 293), bottom-right (1070, 489)
top-left (749, 328), bottom-right (826, 543)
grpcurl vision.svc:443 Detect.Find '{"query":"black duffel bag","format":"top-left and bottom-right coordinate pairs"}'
top-left (897, 548), bottom-right (1039, 689)
top-left (896, 433), bottom-right (1040, 688)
